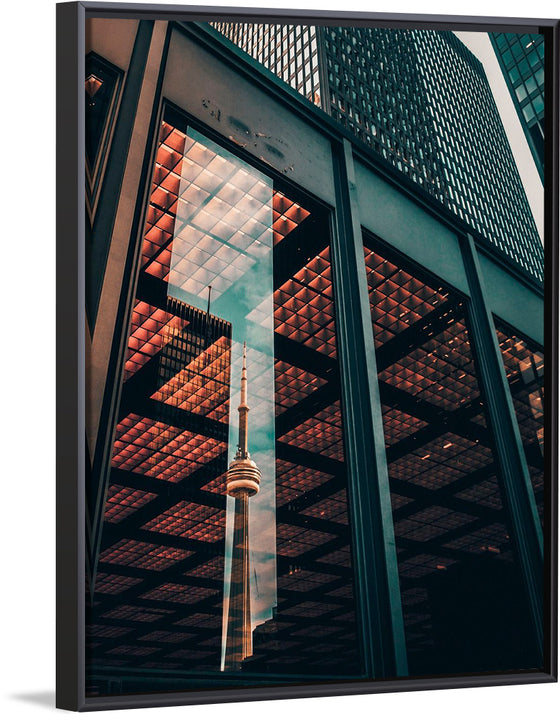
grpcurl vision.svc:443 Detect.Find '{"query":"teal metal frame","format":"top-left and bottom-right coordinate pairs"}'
top-left (331, 138), bottom-right (408, 678)
top-left (461, 234), bottom-right (544, 657)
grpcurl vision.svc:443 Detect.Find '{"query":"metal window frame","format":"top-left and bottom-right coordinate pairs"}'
top-left (57, 2), bottom-right (559, 711)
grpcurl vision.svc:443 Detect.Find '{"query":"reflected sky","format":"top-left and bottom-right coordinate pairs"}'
top-left (165, 129), bottom-right (277, 659)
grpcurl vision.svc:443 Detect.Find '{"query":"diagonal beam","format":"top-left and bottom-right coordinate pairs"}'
top-left (275, 442), bottom-right (345, 476)
top-left (275, 378), bottom-right (340, 438)
top-left (374, 300), bottom-right (460, 373)
top-left (118, 396), bottom-right (228, 442)
top-left (274, 333), bottom-right (337, 380)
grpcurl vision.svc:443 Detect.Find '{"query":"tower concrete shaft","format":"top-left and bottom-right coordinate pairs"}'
top-left (224, 491), bottom-right (251, 668)
top-left (224, 343), bottom-right (261, 671)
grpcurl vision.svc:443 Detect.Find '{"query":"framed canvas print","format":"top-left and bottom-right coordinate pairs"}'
top-left (56, 2), bottom-right (559, 710)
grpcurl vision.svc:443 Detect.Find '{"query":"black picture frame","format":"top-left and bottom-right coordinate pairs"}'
top-left (57, 2), bottom-right (559, 710)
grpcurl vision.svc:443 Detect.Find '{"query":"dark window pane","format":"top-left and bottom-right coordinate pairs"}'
top-left (85, 53), bottom-right (121, 169)
top-left (495, 323), bottom-right (544, 526)
top-left (363, 233), bottom-right (540, 676)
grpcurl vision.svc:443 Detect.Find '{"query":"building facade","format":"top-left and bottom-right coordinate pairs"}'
top-left (77, 14), bottom-right (546, 701)
top-left (212, 23), bottom-right (544, 282)
top-left (211, 22), bottom-right (323, 107)
top-left (490, 32), bottom-right (545, 182)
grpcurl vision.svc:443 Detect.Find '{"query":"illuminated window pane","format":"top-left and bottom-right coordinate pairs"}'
top-left (495, 322), bottom-right (544, 525)
top-left (87, 109), bottom-right (360, 684)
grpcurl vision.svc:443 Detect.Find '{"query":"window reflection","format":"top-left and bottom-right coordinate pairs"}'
top-left (86, 111), bottom-right (359, 694)
top-left (85, 52), bottom-right (121, 173)
top-left (495, 323), bottom-right (544, 525)
top-left (258, 237), bottom-right (360, 675)
top-left (363, 233), bottom-right (540, 675)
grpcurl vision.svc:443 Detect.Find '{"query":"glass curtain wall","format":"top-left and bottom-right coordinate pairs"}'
top-left (86, 107), bottom-right (360, 695)
top-left (495, 322), bottom-right (544, 526)
top-left (362, 231), bottom-right (541, 676)
top-left (85, 101), bottom-right (543, 696)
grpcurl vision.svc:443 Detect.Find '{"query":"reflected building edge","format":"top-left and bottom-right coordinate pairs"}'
top-left (490, 33), bottom-right (545, 182)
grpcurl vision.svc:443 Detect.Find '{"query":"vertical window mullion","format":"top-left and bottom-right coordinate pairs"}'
top-left (460, 232), bottom-right (544, 657)
top-left (330, 137), bottom-right (408, 678)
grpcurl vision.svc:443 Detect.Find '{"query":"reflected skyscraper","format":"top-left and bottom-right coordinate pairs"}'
top-left (224, 343), bottom-right (262, 670)
top-left (490, 32), bottom-right (545, 182)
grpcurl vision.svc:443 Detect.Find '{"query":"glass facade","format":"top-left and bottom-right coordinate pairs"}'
top-left (85, 52), bottom-right (121, 172)
top-left (86, 107), bottom-right (361, 693)
top-left (85, 51), bottom-right (122, 225)
top-left (495, 322), bottom-right (545, 526)
top-left (363, 234), bottom-right (541, 674)
top-left (213, 24), bottom-right (544, 283)
top-left (490, 33), bottom-right (545, 181)
top-left (212, 23), bottom-right (322, 106)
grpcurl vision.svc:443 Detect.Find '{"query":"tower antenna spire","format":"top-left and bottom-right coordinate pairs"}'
top-left (203, 285), bottom-right (213, 370)
top-left (237, 342), bottom-right (249, 458)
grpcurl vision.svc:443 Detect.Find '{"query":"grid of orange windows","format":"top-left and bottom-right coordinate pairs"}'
top-left (87, 115), bottom-right (362, 685)
top-left (363, 234), bottom-right (539, 675)
top-left (496, 323), bottom-right (544, 524)
top-left (87, 120), bottom-right (235, 682)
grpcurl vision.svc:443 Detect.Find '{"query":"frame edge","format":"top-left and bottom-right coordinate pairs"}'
top-left (56, 1), bottom-right (87, 711)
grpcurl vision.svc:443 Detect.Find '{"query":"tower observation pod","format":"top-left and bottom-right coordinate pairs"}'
top-left (224, 343), bottom-right (261, 671)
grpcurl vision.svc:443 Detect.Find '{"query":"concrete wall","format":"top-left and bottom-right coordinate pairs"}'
top-left (354, 159), bottom-right (470, 297)
top-left (478, 252), bottom-right (544, 345)
top-left (163, 27), bottom-right (336, 207)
